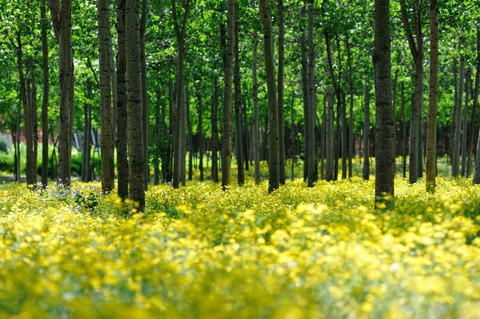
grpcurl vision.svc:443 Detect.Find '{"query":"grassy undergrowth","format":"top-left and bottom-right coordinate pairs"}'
top-left (1, 177), bottom-right (480, 318)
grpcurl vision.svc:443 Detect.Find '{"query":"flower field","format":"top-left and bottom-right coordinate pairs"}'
top-left (1, 177), bottom-right (480, 318)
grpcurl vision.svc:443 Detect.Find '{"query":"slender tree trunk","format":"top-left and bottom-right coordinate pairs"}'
top-left (374, 0), bottom-right (394, 205)
top-left (212, 77), bottom-right (219, 182)
top-left (277, 0), bottom-right (286, 184)
top-left (426, 0), bottom-right (438, 192)
top-left (301, 7), bottom-right (309, 182)
top-left (187, 88), bottom-right (193, 181)
top-left (154, 89), bottom-right (161, 185)
top-left (326, 90), bottom-right (334, 181)
top-left (363, 83), bottom-right (370, 181)
top-left (252, 33), bottom-right (261, 184)
top-left (140, 0), bottom-right (149, 187)
top-left (453, 51), bottom-right (464, 178)
top-left (126, 0), bottom-right (146, 211)
top-left (41, 3), bottom-right (50, 186)
top-left (233, 2), bottom-right (244, 185)
top-left (471, 28), bottom-right (480, 183)
top-left (82, 81), bottom-right (92, 182)
top-left (306, 0), bottom-right (316, 187)
top-left (197, 92), bottom-right (204, 181)
top-left (222, 0), bottom-right (235, 190)
top-left (346, 39), bottom-right (354, 179)
top-left (461, 71), bottom-right (470, 177)
top-left (116, 0), bottom-right (128, 200)
top-left (99, 0), bottom-right (115, 193)
top-left (401, 82), bottom-right (407, 178)
top-left (260, 0), bottom-right (280, 193)
top-left (49, 0), bottom-right (74, 187)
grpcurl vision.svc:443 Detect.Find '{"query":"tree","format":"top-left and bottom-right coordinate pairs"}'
top-left (374, 0), bottom-right (394, 206)
top-left (222, 0), bottom-right (235, 191)
top-left (425, 0), bottom-right (438, 192)
top-left (98, 0), bottom-right (115, 193)
top-left (116, 0), bottom-right (129, 200)
top-left (41, 3), bottom-right (50, 187)
top-left (260, 0), bottom-right (280, 193)
top-left (126, 0), bottom-right (146, 211)
top-left (172, 0), bottom-right (191, 188)
top-left (399, 0), bottom-right (424, 184)
top-left (48, 0), bottom-right (74, 187)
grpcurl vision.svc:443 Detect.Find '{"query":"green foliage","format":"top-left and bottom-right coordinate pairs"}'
top-left (0, 152), bottom-right (13, 172)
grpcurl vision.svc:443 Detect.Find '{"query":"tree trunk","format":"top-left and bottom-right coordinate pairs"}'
top-left (82, 81), bottom-right (92, 182)
top-left (306, 0), bottom-right (316, 187)
top-left (233, 2), bottom-right (244, 185)
top-left (140, 0), bottom-right (149, 187)
top-left (401, 82), bottom-right (407, 178)
top-left (426, 0), bottom-right (438, 192)
top-left (116, 0), bottom-right (128, 200)
top-left (153, 89), bottom-right (161, 185)
top-left (197, 92), bottom-right (204, 181)
top-left (301, 7), bottom-right (309, 182)
top-left (346, 39), bottom-right (354, 179)
top-left (471, 29), bottom-right (480, 183)
top-left (211, 77), bottom-right (219, 182)
top-left (277, 0), bottom-right (286, 184)
top-left (453, 51), bottom-right (464, 178)
top-left (260, 0), bottom-right (280, 193)
top-left (126, 0), bottom-right (146, 211)
top-left (49, 0), bottom-right (74, 187)
top-left (222, 0), bottom-right (235, 190)
top-left (99, 0), bottom-right (115, 193)
top-left (326, 90), bottom-right (335, 181)
top-left (252, 33), bottom-right (261, 184)
top-left (461, 70), bottom-right (470, 177)
top-left (363, 82), bottom-right (370, 181)
top-left (187, 87), bottom-right (193, 181)
top-left (41, 3), bottom-right (50, 187)
top-left (374, 0), bottom-right (394, 205)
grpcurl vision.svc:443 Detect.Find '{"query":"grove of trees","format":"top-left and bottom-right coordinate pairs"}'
top-left (1, 0), bottom-right (480, 211)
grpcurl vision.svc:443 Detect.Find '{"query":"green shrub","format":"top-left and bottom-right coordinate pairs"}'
top-left (0, 136), bottom-right (9, 154)
top-left (0, 153), bottom-right (13, 172)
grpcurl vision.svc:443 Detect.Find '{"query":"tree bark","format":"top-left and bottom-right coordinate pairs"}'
top-left (233, 1), bottom-right (244, 185)
top-left (374, 0), bottom-right (394, 205)
top-left (197, 92), bottom-right (204, 181)
top-left (251, 32), bottom-right (261, 184)
top-left (426, 0), bottom-right (438, 192)
top-left (306, 0), bottom-right (316, 187)
top-left (99, 0), bottom-right (115, 193)
top-left (400, 0), bottom-right (423, 184)
top-left (260, 0), bottom-right (280, 193)
top-left (362, 82), bottom-right (370, 181)
top-left (126, 0), bottom-right (146, 211)
top-left (140, 0), bottom-right (149, 187)
top-left (222, 0), bottom-right (235, 190)
top-left (211, 77), bottom-right (219, 183)
top-left (41, 3), bottom-right (50, 187)
top-left (49, 0), bottom-right (74, 187)
top-left (277, 0), bottom-right (286, 184)
top-left (116, 0), bottom-right (129, 200)
top-left (453, 50), bottom-right (464, 178)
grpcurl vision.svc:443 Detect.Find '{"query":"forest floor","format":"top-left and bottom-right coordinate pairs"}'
top-left (0, 174), bottom-right (479, 318)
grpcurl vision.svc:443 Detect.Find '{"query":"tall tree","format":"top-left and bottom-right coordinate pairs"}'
top-left (374, 0), bottom-right (394, 205)
top-left (222, 0), bottom-right (235, 190)
top-left (98, 0), bottom-right (115, 193)
top-left (399, 0), bottom-right (424, 184)
top-left (306, 0), bottom-right (316, 187)
top-left (233, 1), bottom-right (244, 185)
top-left (426, 0), bottom-right (439, 192)
top-left (41, 3), bottom-right (50, 187)
top-left (251, 32), bottom-right (261, 185)
top-left (126, 0), bottom-right (146, 211)
top-left (260, 0), bottom-right (280, 193)
top-left (277, 0), bottom-right (286, 184)
top-left (116, 0), bottom-right (129, 200)
top-left (172, 0), bottom-right (191, 188)
top-left (48, 0), bottom-right (74, 187)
